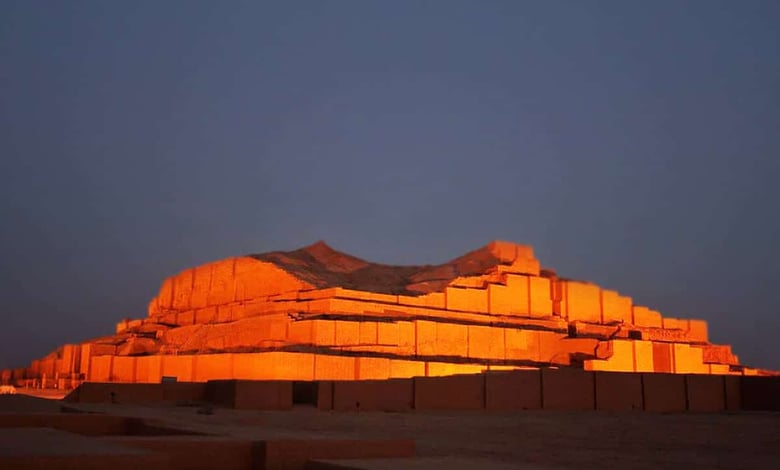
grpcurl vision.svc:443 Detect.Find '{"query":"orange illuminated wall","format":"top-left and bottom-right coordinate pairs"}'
top-left (4, 240), bottom-right (767, 387)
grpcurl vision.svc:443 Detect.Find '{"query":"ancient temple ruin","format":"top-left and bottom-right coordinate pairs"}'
top-left (1, 240), bottom-right (766, 389)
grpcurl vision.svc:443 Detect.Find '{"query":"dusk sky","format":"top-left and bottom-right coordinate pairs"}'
top-left (1, 1), bottom-right (778, 370)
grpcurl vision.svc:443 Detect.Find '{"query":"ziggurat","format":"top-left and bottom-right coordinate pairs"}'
top-left (1, 240), bottom-right (768, 389)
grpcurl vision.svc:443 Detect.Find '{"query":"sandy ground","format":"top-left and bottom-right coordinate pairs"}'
top-left (15, 387), bottom-right (70, 400)
top-left (0, 428), bottom-right (153, 456)
top-left (3, 392), bottom-right (779, 469)
top-left (46, 402), bottom-right (777, 470)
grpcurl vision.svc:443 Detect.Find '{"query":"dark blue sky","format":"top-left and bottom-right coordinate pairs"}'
top-left (1, 1), bottom-right (778, 369)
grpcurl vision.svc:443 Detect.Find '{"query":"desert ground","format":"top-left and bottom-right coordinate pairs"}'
top-left (7, 392), bottom-right (771, 470)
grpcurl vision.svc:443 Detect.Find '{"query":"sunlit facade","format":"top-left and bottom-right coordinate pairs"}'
top-left (2, 240), bottom-right (769, 389)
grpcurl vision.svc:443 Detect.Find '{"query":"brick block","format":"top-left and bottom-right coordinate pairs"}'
top-left (436, 322), bottom-right (468, 357)
top-left (467, 325), bottom-right (505, 360)
top-left (673, 343), bottom-right (709, 374)
top-left (377, 322), bottom-right (399, 345)
top-left (449, 274), bottom-right (490, 287)
top-left (601, 290), bottom-right (632, 323)
top-left (632, 306), bottom-right (662, 328)
top-left (269, 291), bottom-right (298, 301)
top-left (134, 356), bottom-right (162, 383)
top-left (231, 304), bottom-right (247, 321)
top-left (359, 321), bottom-right (378, 344)
top-left (485, 370), bottom-right (542, 410)
top-left (111, 357), bottom-right (136, 382)
top-left (287, 320), bottom-right (314, 343)
top-left (189, 265), bottom-right (212, 309)
top-left (550, 279), bottom-right (563, 315)
top-left (414, 374), bottom-right (485, 410)
top-left (242, 298), bottom-right (268, 317)
top-left (687, 319), bottom-right (709, 342)
top-left (529, 276), bottom-right (552, 317)
top-left (156, 312), bottom-right (177, 325)
top-left (59, 344), bottom-right (80, 375)
top-left (686, 374), bottom-right (725, 412)
top-left (177, 310), bottom-right (196, 326)
top-left (488, 284), bottom-right (514, 316)
top-left (161, 355), bottom-right (194, 382)
top-left (488, 275), bottom-right (529, 316)
top-left (662, 317), bottom-right (688, 330)
top-left (158, 277), bottom-right (175, 309)
top-left (504, 328), bottom-right (531, 360)
top-left (564, 281), bottom-right (601, 323)
top-left (192, 354), bottom-right (234, 382)
top-left (356, 357), bottom-right (390, 380)
top-left (298, 298), bottom-right (332, 313)
top-left (584, 340), bottom-right (634, 372)
top-left (333, 379), bottom-right (413, 411)
top-left (397, 321), bottom-right (416, 355)
top-left (327, 298), bottom-right (381, 315)
top-left (334, 321), bottom-right (360, 346)
top-left (562, 334), bottom-right (602, 356)
top-left (206, 259), bottom-right (237, 306)
top-left (89, 356), bottom-right (112, 382)
top-left (537, 330), bottom-right (573, 365)
top-left (642, 373), bottom-right (686, 412)
top-left (541, 368), bottom-right (595, 410)
top-left (234, 352), bottom-right (314, 381)
top-left (195, 306), bottom-right (218, 324)
top-left (508, 257), bottom-right (541, 276)
top-left (266, 352), bottom-right (315, 381)
top-left (426, 362), bottom-right (485, 376)
top-left (445, 286), bottom-right (488, 313)
top-left (312, 320), bottom-right (336, 346)
top-left (398, 292), bottom-right (445, 309)
top-left (314, 355), bottom-right (356, 380)
top-left (595, 372), bottom-right (643, 411)
top-left (298, 287), bottom-right (344, 300)
top-left (553, 336), bottom-right (601, 361)
top-left (709, 363), bottom-right (731, 374)
top-left (79, 344), bottom-right (93, 379)
top-left (415, 320), bottom-right (437, 356)
top-left (172, 268), bottom-right (194, 310)
top-left (233, 257), bottom-right (311, 301)
top-left (652, 342), bottom-right (673, 373)
top-left (634, 340), bottom-right (655, 372)
top-left (427, 292), bottom-right (446, 308)
top-left (41, 357), bottom-right (57, 377)
top-left (389, 359), bottom-right (426, 378)
top-left (700, 344), bottom-right (738, 365)
top-left (338, 289), bottom-right (398, 304)
top-left (559, 337), bottom-right (601, 360)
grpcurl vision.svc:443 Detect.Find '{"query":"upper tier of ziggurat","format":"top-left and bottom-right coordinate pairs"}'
top-left (3, 240), bottom-right (776, 388)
